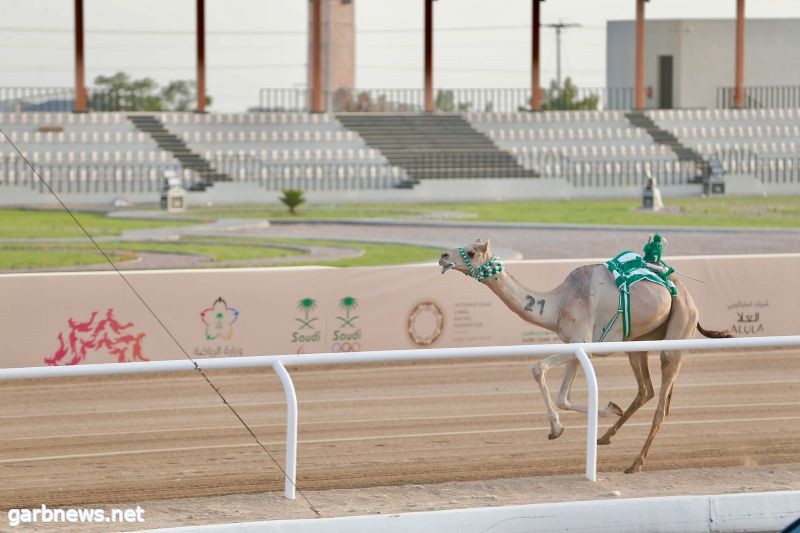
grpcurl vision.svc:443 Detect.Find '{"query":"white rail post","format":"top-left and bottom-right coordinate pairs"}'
top-left (272, 360), bottom-right (298, 500)
top-left (573, 346), bottom-right (598, 482)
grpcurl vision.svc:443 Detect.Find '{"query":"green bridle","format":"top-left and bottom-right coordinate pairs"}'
top-left (458, 247), bottom-right (504, 283)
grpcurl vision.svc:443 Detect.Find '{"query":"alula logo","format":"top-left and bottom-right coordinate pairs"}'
top-left (201, 297), bottom-right (240, 341)
top-left (293, 297), bottom-right (321, 344)
top-left (332, 296), bottom-right (361, 351)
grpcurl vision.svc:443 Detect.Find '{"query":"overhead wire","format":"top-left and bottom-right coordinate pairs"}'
top-left (0, 126), bottom-right (322, 519)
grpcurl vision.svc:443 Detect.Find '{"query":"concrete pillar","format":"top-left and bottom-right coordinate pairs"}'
top-left (734, 0), bottom-right (746, 108)
top-left (311, 0), bottom-right (324, 112)
top-left (424, 0), bottom-right (434, 113)
top-left (635, 0), bottom-right (646, 110)
top-left (196, 0), bottom-right (206, 113)
top-left (531, 0), bottom-right (542, 111)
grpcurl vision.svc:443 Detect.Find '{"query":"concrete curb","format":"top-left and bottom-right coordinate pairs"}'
top-left (141, 490), bottom-right (800, 533)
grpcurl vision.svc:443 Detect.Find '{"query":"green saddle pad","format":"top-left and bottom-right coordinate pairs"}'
top-left (604, 251), bottom-right (677, 339)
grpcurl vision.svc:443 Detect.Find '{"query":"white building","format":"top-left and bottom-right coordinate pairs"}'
top-left (607, 19), bottom-right (800, 109)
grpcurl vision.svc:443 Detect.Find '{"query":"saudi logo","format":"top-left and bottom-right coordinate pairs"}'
top-left (296, 298), bottom-right (319, 330)
top-left (337, 296), bottom-right (359, 328)
top-left (200, 297), bottom-right (240, 341)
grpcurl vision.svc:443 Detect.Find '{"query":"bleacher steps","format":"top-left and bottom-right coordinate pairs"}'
top-left (127, 115), bottom-right (231, 190)
top-left (336, 114), bottom-right (538, 182)
top-left (625, 111), bottom-right (710, 185)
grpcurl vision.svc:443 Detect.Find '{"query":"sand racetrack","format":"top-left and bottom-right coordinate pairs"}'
top-left (1, 347), bottom-right (799, 512)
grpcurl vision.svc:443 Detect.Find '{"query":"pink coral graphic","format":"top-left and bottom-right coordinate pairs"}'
top-left (200, 297), bottom-right (240, 340)
top-left (45, 309), bottom-right (148, 366)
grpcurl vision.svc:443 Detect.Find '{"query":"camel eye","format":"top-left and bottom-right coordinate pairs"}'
top-left (467, 250), bottom-right (476, 258)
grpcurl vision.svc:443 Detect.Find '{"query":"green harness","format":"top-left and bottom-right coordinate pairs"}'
top-left (458, 247), bottom-right (503, 283)
top-left (601, 251), bottom-right (677, 340)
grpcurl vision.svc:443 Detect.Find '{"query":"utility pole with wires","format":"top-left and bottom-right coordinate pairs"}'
top-left (543, 20), bottom-right (581, 89)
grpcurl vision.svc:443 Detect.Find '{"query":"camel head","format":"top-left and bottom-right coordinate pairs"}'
top-left (439, 239), bottom-right (501, 282)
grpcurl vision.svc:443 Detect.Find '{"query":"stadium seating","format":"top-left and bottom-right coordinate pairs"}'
top-left (467, 110), bottom-right (675, 162)
top-left (647, 108), bottom-right (800, 158)
top-left (0, 112), bottom-right (410, 192)
top-left (644, 108), bottom-right (800, 182)
top-left (159, 112), bottom-right (387, 164)
top-left (0, 112), bottom-right (176, 163)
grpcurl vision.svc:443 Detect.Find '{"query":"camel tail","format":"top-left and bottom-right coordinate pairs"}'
top-left (696, 323), bottom-right (733, 338)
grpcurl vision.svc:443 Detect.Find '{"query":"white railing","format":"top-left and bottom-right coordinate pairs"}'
top-left (1, 335), bottom-right (799, 500)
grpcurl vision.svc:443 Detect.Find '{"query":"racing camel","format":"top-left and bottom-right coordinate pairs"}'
top-left (439, 238), bottom-right (730, 473)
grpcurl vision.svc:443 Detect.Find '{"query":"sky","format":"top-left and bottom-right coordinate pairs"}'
top-left (2, 0), bottom-right (800, 111)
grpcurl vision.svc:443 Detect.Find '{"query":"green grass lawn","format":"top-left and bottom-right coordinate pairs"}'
top-left (0, 244), bottom-right (136, 269)
top-left (0, 209), bottom-right (195, 239)
top-left (1, 196), bottom-right (797, 270)
top-left (0, 237), bottom-right (440, 270)
top-left (431, 196), bottom-right (800, 227)
top-left (174, 195), bottom-right (800, 228)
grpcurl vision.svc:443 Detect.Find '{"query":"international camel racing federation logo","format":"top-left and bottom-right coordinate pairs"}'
top-left (292, 298), bottom-right (322, 350)
top-left (407, 301), bottom-right (444, 346)
top-left (45, 309), bottom-right (148, 366)
top-left (333, 296), bottom-right (361, 352)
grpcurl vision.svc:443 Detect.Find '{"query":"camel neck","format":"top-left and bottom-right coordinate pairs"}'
top-left (482, 269), bottom-right (560, 333)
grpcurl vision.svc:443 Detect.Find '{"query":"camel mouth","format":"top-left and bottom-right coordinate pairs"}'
top-left (440, 262), bottom-right (456, 274)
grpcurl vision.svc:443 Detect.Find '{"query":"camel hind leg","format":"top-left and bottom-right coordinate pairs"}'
top-left (626, 296), bottom-right (698, 473)
top-left (598, 351), bottom-right (654, 445)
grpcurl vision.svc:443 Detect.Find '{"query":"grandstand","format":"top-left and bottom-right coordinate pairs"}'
top-left (2, 102), bottom-right (800, 200)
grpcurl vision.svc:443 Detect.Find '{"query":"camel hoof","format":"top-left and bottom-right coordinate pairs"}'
top-left (624, 464), bottom-right (642, 474)
top-left (608, 401), bottom-right (623, 417)
top-left (597, 434), bottom-right (613, 446)
top-left (548, 426), bottom-right (564, 440)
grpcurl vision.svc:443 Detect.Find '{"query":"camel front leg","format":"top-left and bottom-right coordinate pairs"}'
top-left (598, 352), bottom-right (653, 445)
top-left (556, 358), bottom-right (623, 418)
top-left (626, 351), bottom-right (685, 473)
top-left (532, 353), bottom-right (574, 440)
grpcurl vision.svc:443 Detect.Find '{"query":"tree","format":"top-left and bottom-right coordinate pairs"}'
top-left (435, 90), bottom-right (473, 112)
top-left (519, 77), bottom-right (600, 112)
top-left (90, 72), bottom-right (212, 111)
top-left (279, 189), bottom-right (305, 215)
top-left (540, 77), bottom-right (599, 111)
top-left (160, 80), bottom-right (208, 112)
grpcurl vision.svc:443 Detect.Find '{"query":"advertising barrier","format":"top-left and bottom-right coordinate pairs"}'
top-left (2, 254), bottom-right (798, 369)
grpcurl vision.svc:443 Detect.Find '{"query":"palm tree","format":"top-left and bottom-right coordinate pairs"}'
top-left (338, 296), bottom-right (358, 318)
top-left (297, 298), bottom-right (317, 320)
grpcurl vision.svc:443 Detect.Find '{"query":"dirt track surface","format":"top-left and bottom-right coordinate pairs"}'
top-left (2, 347), bottom-right (799, 528)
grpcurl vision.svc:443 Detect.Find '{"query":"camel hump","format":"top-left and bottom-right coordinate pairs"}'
top-left (696, 323), bottom-right (733, 338)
